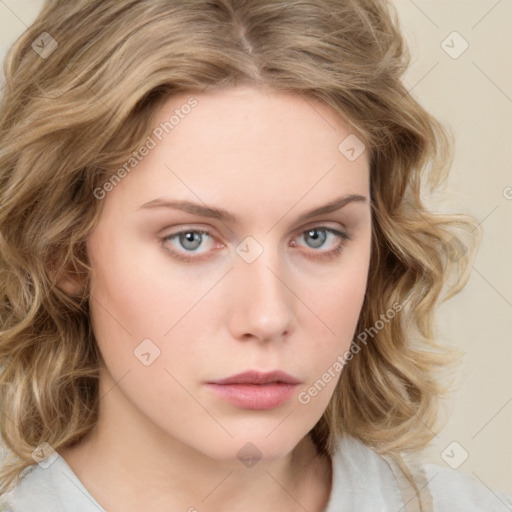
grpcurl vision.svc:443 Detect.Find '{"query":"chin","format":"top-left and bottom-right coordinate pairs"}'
top-left (190, 432), bottom-right (303, 466)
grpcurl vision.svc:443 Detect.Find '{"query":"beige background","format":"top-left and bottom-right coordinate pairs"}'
top-left (1, 0), bottom-right (511, 498)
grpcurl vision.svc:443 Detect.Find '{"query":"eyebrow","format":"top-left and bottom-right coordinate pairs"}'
top-left (137, 193), bottom-right (367, 224)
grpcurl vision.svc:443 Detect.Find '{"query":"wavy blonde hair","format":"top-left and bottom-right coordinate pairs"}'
top-left (0, 0), bottom-right (479, 502)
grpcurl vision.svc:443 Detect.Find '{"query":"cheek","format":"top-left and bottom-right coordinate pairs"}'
top-left (86, 230), bottom-right (173, 367)
top-left (291, 272), bottom-right (368, 416)
top-left (294, 240), bottom-right (371, 381)
top-left (302, 274), bottom-right (366, 374)
top-left (328, 267), bottom-right (368, 336)
top-left (87, 226), bottom-right (192, 335)
top-left (86, 228), bottom-right (219, 393)
top-left (86, 235), bottom-right (208, 418)
top-left (302, 239), bottom-right (370, 338)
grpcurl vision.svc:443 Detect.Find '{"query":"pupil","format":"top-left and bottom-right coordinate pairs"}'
top-left (182, 232), bottom-right (201, 250)
top-left (307, 229), bottom-right (326, 248)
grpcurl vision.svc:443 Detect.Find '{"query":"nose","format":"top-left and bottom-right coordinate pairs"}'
top-left (227, 244), bottom-right (295, 343)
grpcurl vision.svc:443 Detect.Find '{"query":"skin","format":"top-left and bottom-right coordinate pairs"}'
top-left (59, 85), bottom-right (372, 512)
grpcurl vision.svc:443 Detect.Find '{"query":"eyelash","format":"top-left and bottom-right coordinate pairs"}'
top-left (161, 226), bottom-right (352, 263)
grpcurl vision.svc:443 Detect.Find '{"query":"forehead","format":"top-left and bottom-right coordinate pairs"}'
top-left (105, 86), bottom-right (370, 224)
top-left (152, 85), bottom-right (367, 165)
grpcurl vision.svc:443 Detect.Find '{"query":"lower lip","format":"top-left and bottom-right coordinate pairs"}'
top-left (205, 383), bottom-right (299, 410)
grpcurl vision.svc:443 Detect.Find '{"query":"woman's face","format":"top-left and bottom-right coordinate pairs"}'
top-left (85, 86), bottom-right (372, 463)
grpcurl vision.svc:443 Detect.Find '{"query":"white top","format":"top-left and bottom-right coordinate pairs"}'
top-left (0, 435), bottom-right (511, 511)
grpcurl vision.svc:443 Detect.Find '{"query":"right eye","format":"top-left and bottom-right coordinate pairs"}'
top-left (161, 228), bottom-right (222, 262)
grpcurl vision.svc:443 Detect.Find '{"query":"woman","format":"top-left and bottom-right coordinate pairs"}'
top-left (0, 1), bottom-right (510, 510)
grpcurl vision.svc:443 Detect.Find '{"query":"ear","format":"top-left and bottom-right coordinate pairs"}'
top-left (55, 273), bottom-right (85, 295)
top-left (49, 259), bottom-right (87, 296)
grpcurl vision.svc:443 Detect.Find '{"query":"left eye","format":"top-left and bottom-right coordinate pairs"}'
top-left (162, 226), bottom-right (351, 262)
top-left (297, 227), bottom-right (348, 250)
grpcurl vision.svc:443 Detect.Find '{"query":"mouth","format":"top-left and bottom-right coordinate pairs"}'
top-left (205, 370), bottom-right (301, 410)
top-left (207, 370), bottom-right (301, 386)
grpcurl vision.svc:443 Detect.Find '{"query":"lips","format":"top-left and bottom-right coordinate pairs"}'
top-left (205, 370), bottom-right (301, 409)
top-left (207, 370), bottom-right (301, 386)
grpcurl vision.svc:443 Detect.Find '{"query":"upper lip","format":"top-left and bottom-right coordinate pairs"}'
top-left (208, 370), bottom-right (301, 385)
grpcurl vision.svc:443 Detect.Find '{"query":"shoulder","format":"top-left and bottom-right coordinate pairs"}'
top-left (327, 435), bottom-right (512, 511)
top-left (325, 435), bottom-right (409, 510)
top-left (421, 462), bottom-right (512, 512)
top-left (0, 454), bottom-right (104, 511)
